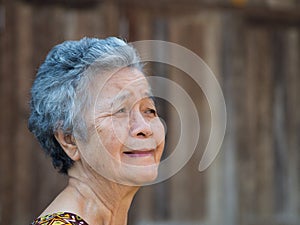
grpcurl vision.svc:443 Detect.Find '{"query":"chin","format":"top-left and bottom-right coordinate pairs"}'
top-left (119, 164), bottom-right (159, 186)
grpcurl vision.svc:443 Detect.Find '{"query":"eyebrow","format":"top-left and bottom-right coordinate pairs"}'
top-left (110, 90), bottom-right (153, 109)
top-left (110, 90), bottom-right (131, 109)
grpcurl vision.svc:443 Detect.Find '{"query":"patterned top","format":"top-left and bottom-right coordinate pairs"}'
top-left (31, 212), bottom-right (89, 225)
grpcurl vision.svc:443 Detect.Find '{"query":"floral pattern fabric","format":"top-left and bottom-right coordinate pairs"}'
top-left (31, 212), bottom-right (89, 225)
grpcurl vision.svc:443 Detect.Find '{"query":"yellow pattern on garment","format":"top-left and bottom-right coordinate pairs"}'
top-left (31, 212), bottom-right (88, 225)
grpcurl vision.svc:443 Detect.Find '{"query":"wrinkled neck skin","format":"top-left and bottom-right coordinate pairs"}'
top-left (41, 161), bottom-right (139, 225)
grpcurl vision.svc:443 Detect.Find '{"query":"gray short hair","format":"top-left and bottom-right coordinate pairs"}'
top-left (28, 37), bottom-right (141, 174)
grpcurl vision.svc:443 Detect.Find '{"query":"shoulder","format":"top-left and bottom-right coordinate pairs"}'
top-left (31, 212), bottom-right (89, 225)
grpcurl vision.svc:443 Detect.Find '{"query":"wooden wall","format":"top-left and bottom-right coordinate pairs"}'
top-left (0, 0), bottom-right (299, 225)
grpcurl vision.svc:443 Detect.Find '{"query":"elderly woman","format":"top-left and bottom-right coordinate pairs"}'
top-left (28, 37), bottom-right (165, 225)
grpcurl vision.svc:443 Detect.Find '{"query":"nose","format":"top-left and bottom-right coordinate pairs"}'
top-left (129, 110), bottom-right (153, 138)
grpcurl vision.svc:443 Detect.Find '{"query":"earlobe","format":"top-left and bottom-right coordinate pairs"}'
top-left (54, 130), bottom-right (81, 161)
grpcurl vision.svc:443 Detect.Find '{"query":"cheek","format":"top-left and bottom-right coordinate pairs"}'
top-left (151, 118), bottom-right (165, 146)
top-left (152, 119), bottom-right (165, 162)
top-left (97, 117), bottom-right (128, 153)
top-left (151, 118), bottom-right (165, 139)
top-left (110, 117), bottom-right (130, 142)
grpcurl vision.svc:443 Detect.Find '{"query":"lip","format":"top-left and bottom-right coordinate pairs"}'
top-left (122, 149), bottom-right (154, 157)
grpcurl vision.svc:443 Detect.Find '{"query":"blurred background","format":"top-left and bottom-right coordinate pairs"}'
top-left (0, 0), bottom-right (300, 225)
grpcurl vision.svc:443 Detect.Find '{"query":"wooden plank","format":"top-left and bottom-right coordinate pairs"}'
top-left (272, 29), bottom-right (288, 214)
top-left (119, 0), bottom-right (300, 24)
top-left (68, 2), bottom-right (119, 39)
top-left (168, 12), bottom-right (218, 222)
top-left (264, 0), bottom-right (296, 9)
top-left (125, 8), bottom-right (153, 41)
top-left (284, 28), bottom-right (300, 222)
top-left (219, 12), bottom-right (248, 225)
top-left (0, 0), bottom-right (17, 224)
top-left (75, 5), bottom-right (104, 39)
top-left (20, 0), bottom-right (99, 8)
top-left (237, 25), bottom-right (257, 224)
top-left (11, 2), bottom-right (35, 224)
top-left (245, 26), bottom-right (275, 219)
top-left (102, 2), bottom-right (120, 37)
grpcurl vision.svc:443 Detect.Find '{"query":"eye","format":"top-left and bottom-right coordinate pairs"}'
top-left (144, 108), bottom-right (157, 117)
top-left (115, 108), bottom-right (126, 114)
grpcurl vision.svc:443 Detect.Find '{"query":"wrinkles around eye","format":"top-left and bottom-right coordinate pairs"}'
top-left (115, 108), bottom-right (127, 114)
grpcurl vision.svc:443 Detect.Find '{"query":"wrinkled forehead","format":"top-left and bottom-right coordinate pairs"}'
top-left (92, 67), bottom-right (152, 105)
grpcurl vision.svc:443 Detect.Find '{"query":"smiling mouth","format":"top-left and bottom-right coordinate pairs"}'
top-left (123, 149), bottom-right (154, 157)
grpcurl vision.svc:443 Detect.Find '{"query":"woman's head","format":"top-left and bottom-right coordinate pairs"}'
top-left (28, 37), bottom-right (142, 174)
top-left (75, 67), bottom-right (165, 185)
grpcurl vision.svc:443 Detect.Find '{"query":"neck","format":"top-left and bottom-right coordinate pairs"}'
top-left (66, 162), bottom-right (139, 225)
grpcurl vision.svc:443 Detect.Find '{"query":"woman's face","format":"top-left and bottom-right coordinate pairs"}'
top-left (77, 67), bottom-right (165, 185)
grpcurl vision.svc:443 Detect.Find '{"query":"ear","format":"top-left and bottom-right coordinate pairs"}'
top-left (54, 130), bottom-right (80, 161)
